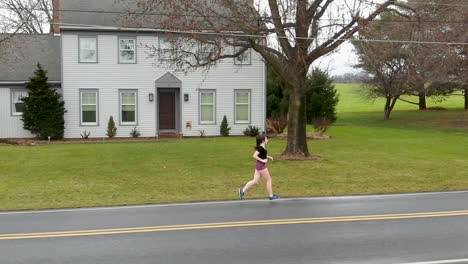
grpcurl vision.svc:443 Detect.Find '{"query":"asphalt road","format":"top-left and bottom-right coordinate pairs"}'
top-left (2, 191), bottom-right (468, 264)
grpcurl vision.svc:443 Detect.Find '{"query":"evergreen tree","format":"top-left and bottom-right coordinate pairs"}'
top-left (305, 69), bottom-right (339, 123)
top-left (267, 65), bottom-right (289, 118)
top-left (220, 115), bottom-right (231, 136)
top-left (22, 64), bottom-right (66, 140)
top-left (107, 116), bottom-right (117, 138)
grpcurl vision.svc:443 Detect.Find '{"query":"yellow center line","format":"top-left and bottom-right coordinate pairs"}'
top-left (2, 209), bottom-right (468, 240)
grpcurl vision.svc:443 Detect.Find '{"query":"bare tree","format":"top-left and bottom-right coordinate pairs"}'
top-left (424, 0), bottom-right (468, 109)
top-left (354, 35), bottom-right (412, 119)
top-left (403, 0), bottom-right (466, 109)
top-left (354, 1), bottom-right (465, 114)
top-left (0, 0), bottom-right (52, 35)
top-left (123, 0), bottom-right (399, 158)
top-left (0, 0), bottom-right (53, 59)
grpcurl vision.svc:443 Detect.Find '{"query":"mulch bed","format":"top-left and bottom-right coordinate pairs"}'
top-left (273, 133), bottom-right (332, 140)
top-left (276, 154), bottom-right (322, 161)
top-left (1, 137), bottom-right (184, 146)
top-left (3, 132), bottom-right (333, 147)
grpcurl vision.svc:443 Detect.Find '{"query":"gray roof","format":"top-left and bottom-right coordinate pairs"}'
top-left (0, 34), bottom-right (61, 82)
top-left (60, 0), bottom-right (163, 29)
top-left (59, 0), bottom-right (243, 31)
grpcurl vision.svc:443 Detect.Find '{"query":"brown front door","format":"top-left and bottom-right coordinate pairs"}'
top-left (159, 91), bottom-right (176, 130)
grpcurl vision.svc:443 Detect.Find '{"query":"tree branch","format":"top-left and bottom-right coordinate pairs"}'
top-left (397, 97), bottom-right (419, 105)
top-left (305, 0), bottom-right (397, 64)
top-left (267, 0), bottom-right (293, 56)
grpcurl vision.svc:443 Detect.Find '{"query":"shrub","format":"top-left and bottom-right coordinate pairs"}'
top-left (267, 117), bottom-right (287, 134)
top-left (106, 116), bottom-right (117, 138)
top-left (80, 131), bottom-right (91, 139)
top-left (305, 69), bottom-right (339, 123)
top-left (266, 126), bottom-right (275, 134)
top-left (0, 139), bottom-right (18, 145)
top-left (130, 127), bottom-right (141, 138)
top-left (199, 130), bottom-right (206, 137)
top-left (311, 117), bottom-right (332, 135)
top-left (267, 65), bottom-right (289, 118)
top-left (220, 115), bottom-right (231, 136)
top-left (243, 125), bottom-right (260, 137)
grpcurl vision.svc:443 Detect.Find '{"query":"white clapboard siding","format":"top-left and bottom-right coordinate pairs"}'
top-left (62, 33), bottom-right (265, 138)
top-left (0, 88), bottom-right (34, 138)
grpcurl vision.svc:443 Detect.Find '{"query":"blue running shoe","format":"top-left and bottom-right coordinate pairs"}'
top-left (239, 188), bottom-right (245, 200)
top-left (269, 194), bottom-right (280, 200)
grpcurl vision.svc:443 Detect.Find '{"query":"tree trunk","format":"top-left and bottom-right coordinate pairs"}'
top-left (384, 97), bottom-right (391, 120)
top-left (418, 90), bottom-right (427, 110)
top-left (384, 96), bottom-right (398, 120)
top-left (282, 82), bottom-right (310, 157)
top-left (464, 88), bottom-right (468, 110)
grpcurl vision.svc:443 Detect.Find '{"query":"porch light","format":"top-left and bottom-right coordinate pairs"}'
top-left (184, 93), bottom-right (189, 102)
top-left (149, 93), bottom-right (154, 102)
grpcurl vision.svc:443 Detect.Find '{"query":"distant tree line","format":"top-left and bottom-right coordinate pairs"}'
top-left (332, 73), bottom-right (363, 84)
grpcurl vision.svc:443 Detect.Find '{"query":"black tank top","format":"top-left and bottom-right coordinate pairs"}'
top-left (256, 146), bottom-right (267, 159)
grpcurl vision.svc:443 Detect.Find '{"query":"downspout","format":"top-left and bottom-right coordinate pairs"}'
top-left (264, 59), bottom-right (267, 134)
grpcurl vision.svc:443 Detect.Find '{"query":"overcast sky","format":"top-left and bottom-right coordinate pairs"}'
top-left (315, 42), bottom-right (358, 75)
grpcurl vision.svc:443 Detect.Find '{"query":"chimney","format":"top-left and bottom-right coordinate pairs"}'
top-left (52, 0), bottom-right (60, 35)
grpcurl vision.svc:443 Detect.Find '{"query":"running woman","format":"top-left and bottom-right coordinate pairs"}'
top-left (239, 134), bottom-right (280, 200)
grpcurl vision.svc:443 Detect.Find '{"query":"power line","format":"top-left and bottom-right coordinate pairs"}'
top-left (0, 6), bottom-right (467, 25)
top-left (364, 0), bottom-right (468, 8)
top-left (403, 1), bottom-right (468, 8)
top-left (55, 22), bottom-right (468, 46)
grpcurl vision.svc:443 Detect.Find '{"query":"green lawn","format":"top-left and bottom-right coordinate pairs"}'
top-left (0, 84), bottom-right (467, 211)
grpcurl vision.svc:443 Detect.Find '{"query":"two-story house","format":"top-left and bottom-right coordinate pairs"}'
top-left (0, 0), bottom-right (266, 139)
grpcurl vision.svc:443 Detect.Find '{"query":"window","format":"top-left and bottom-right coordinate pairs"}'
top-left (235, 90), bottom-right (250, 123)
top-left (159, 39), bottom-right (177, 61)
top-left (11, 89), bottom-right (28, 115)
top-left (119, 38), bottom-right (136, 63)
top-left (234, 47), bottom-right (251, 65)
top-left (120, 90), bottom-right (137, 125)
top-left (79, 36), bottom-right (97, 63)
top-left (198, 42), bottom-right (216, 62)
top-left (200, 90), bottom-right (216, 124)
top-left (80, 90), bottom-right (98, 125)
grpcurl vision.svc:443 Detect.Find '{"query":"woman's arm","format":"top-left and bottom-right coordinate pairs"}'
top-left (253, 151), bottom-right (268, 163)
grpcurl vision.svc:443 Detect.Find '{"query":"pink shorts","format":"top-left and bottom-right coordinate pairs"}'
top-left (256, 162), bottom-right (266, 171)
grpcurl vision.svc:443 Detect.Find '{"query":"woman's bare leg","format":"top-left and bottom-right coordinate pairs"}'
top-left (260, 168), bottom-right (273, 197)
top-left (242, 170), bottom-right (261, 193)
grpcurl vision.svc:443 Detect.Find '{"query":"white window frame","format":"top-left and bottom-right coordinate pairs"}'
top-left (198, 42), bottom-right (216, 62)
top-left (80, 89), bottom-right (98, 126)
top-left (199, 90), bottom-right (216, 125)
top-left (79, 36), bottom-right (98, 63)
top-left (234, 47), bottom-right (251, 65)
top-left (234, 90), bottom-right (251, 124)
top-left (10, 89), bottom-right (28, 116)
top-left (159, 39), bottom-right (178, 61)
top-left (118, 37), bottom-right (137, 64)
top-left (119, 90), bottom-right (138, 126)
